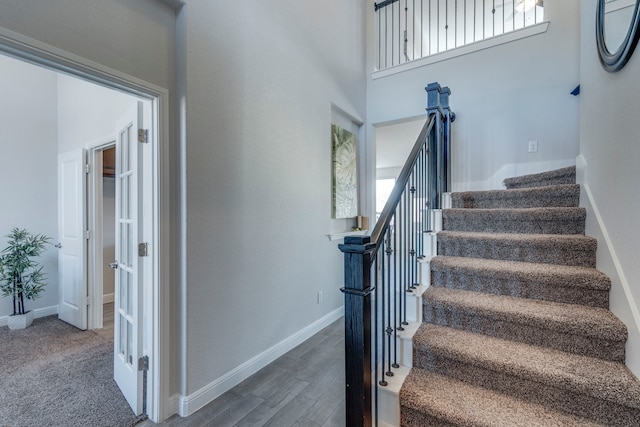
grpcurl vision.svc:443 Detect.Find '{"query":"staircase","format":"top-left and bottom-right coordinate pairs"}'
top-left (398, 166), bottom-right (640, 426)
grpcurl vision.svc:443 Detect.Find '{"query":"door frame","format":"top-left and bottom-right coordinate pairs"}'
top-left (0, 28), bottom-right (171, 423)
top-left (88, 138), bottom-right (116, 330)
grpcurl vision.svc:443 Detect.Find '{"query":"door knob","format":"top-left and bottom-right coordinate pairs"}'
top-left (109, 261), bottom-right (119, 269)
top-left (54, 243), bottom-right (62, 249)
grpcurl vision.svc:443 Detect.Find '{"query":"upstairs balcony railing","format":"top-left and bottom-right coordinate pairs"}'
top-left (339, 82), bottom-right (454, 426)
top-left (375, 0), bottom-right (545, 70)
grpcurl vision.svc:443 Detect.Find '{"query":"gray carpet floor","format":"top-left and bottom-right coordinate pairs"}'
top-left (0, 315), bottom-right (145, 427)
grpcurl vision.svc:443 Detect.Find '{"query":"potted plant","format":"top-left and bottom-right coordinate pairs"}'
top-left (0, 228), bottom-right (51, 330)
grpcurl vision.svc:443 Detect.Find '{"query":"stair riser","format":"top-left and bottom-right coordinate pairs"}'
top-left (437, 238), bottom-right (596, 268)
top-left (431, 271), bottom-right (609, 308)
top-left (422, 306), bottom-right (625, 362)
top-left (443, 217), bottom-right (585, 235)
top-left (505, 176), bottom-right (576, 189)
top-left (503, 166), bottom-right (576, 189)
top-left (414, 351), bottom-right (640, 426)
top-left (452, 195), bottom-right (579, 209)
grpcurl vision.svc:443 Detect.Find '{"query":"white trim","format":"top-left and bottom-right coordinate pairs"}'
top-left (576, 155), bottom-right (640, 336)
top-left (167, 393), bottom-right (181, 418)
top-left (0, 26), bottom-right (170, 423)
top-left (87, 138), bottom-right (117, 331)
top-left (372, 22), bottom-right (549, 80)
top-left (0, 305), bottom-right (58, 327)
top-left (103, 293), bottom-right (115, 304)
top-left (176, 3), bottom-right (189, 409)
top-left (178, 307), bottom-right (345, 417)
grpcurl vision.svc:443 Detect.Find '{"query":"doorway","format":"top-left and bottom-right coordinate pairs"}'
top-left (0, 29), bottom-right (168, 421)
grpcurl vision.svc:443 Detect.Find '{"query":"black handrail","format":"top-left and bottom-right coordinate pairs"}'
top-left (374, 0), bottom-right (399, 12)
top-left (339, 82), bottom-right (453, 427)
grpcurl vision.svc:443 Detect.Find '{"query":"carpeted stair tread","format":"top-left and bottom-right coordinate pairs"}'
top-left (400, 368), bottom-right (604, 427)
top-left (431, 256), bottom-right (610, 291)
top-left (430, 256), bottom-right (610, 307)
top-left (443, 207), bottom-right (586, 234)
top-left (504, 166), bottom-right (576, 189)
top-left (422, 287), bottom-right (626, 360)
top-left (437, 231), bottom-right (597, 267)
top-left (451, 184), bottom-right (580, 209)
top-left (412, 323), bottom-right (640, 411)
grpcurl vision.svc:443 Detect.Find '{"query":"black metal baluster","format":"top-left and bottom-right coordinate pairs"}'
top-left (397, 200), bottom-right (405, 330)
top-left (483, 0), bottom-right (486, 39)
top-left (502, 0), bottom-right (505, 35)
top-left (437, 0), bottom-right (440, 53)
top-left (398, 0), bottom-right (402, 64)
top-left (428, 0), bottom-right (432, 56)
top-left (413, 0), bottom-right (416, 59)
top-left (445, 0), bottom-right (448, 50)
top-left (404, 0), bottom-right (408, 62)
top-left (403, 184), bottom-right (410, 326)
top-left (492, 0), bottom-right (495, 37)
top-left (455, 0), bottom-right (458, 48)
top-left (379, 239), bottom-right (387, 386)
top-left (410, 175), bottom-right (416, 292)
top-left (385, 229), bottom-right (393, 378)
top-left (473, 0), bottom-right (477, 42)
top-left (420, 147), bottom-right (426, 256)
top-left (374, 253), bottom-right (380, 423)
top-left (385, 7), bottom-right (388, 68)
top-left (421, 0), bottom-right (425, 57)
top-left (392, 4), bottom-right (395, 66)
top-left (392, 213), bottom-right (400, 369)
top-left (378, 8), bottom-right (382, 69)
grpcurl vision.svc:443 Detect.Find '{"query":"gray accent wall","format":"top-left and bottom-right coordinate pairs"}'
top-left (580, 0), bottom-right (640, 377)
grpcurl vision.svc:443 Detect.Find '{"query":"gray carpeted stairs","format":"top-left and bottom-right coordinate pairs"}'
top-left (400, 166), bottom-right (640, 426)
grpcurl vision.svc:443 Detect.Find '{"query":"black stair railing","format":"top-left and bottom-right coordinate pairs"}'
top-left (339, 82), bottom-right (454, 427)
top-left (374, 0), bottom-right (545, 70)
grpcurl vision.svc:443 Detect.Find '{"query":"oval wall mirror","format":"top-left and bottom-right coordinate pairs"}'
top-left (596, 0), bottom-right (640, 72)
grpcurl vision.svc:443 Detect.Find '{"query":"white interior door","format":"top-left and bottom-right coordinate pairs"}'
top-left (58, 149), bottom-right (88, 330)
top-left (113, 101), bottom-right (145, 415)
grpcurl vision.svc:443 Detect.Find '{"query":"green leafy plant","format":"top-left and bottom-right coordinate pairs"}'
top-left (0, 228), bottom-right (51, 316)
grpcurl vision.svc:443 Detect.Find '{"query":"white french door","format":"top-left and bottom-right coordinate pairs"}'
top-left (113, 101), bottom-right (145, 415)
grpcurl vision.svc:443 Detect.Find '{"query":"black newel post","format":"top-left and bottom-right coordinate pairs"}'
top-left (339, 235), bottom-right (376, 427)
top-left (426, 82), bottom-right (443, 210)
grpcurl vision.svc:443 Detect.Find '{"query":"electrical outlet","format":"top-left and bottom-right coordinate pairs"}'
top-left (528, 140), bottom-right (538, 153)
top-left (317, 291), bottom-right (324, 304)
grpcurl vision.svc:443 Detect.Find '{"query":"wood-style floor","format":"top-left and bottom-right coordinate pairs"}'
top-left (140, 318), bottom-right (346, 427)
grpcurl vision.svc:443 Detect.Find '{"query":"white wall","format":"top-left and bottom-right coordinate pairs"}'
top-left (367, 0), bottom-right (581, 200)
top-left (183, 0), bottom-right (366, 396)
top-left (579, 0), bottom-right (640, 377)
top-left (0, 55), bottom-right (59, 318)
top-left (57, 74), bottom-right (137, 152)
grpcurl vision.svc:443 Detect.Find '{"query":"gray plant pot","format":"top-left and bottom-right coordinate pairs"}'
top-left (7, 311), bottom-right (34, 330)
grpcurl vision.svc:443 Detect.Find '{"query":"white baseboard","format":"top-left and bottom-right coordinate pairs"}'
top-left (166, 393), bottom-right (180, 420)
top-left (0, 305), bottom-right (58, 327)
top-left (576, 155), bottom-right (640, 377)
top-left (103, 293), bottom-right (115, 304)
top-left (178, 306), bottom-right (344, 417)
